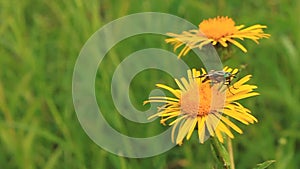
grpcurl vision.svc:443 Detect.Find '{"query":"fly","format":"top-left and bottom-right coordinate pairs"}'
top-left (196, 70), bottom-right (238, 94)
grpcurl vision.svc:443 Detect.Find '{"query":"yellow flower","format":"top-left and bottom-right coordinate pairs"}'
top-left (165, 16), bottom-right (270, 58)
top-left (144, 67), bottom-right (259, 145)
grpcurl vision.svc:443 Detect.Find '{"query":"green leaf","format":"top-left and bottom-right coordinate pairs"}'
top-left (253, 160), bottom-right (276, 169)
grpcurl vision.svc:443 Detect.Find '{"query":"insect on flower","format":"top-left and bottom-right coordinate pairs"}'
top-left (196, 69), bottom-right (239, 94)
top-left (144, 68), bottom-right (259, 145)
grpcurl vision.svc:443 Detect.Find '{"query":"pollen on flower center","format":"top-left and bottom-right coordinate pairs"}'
top-left (180, 83), bottom-right (212, 117)
top-left (199, 16), bottom-right (238, 40)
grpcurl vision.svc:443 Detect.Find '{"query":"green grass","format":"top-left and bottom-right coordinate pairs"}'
top-left (0, 0), bottom-right (299, 168)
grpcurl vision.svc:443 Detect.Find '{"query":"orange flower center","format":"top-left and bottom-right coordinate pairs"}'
top-left (180, 83), bottom-right (213, 117)
top-left (199, 16), bottom-right (238, 40)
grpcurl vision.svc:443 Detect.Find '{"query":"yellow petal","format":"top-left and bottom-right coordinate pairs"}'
top-left (232, 68), bottom-right (239, 74)
top-left (169, 115), bottom-right (187, 126)
top-left (226, 92), bottom-right (259, 102)
top-left (147, 96), bottom-right (179, 102)
top-left (217, 121), bottom-right (234, 138)
top-left (180, 77), bottom-right (190, 90)
top-left (198, 116), bottom-right (206, 143)
top-left (175, 79), bottom-right (186, 92)
top-left (156, 84), bottom-right (181, 98)
top-left (215, 128), bottom-right (224, 143)
top-left (221, 117), bottom-right (243, 134)
top-left (219, 38), bottom-right (229, 47)
top-left (233, 75), bottom-right (252, 87)
top-left (176, 118), bottom-right (193, 144)
top-left (186, 118), bottom-right (198, 140)
top-left (227, 38), bottom-right (247, 52)
top-left (222, 109), bottom-right (250, 125)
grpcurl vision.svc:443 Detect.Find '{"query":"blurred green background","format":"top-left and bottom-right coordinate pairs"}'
top-left (1, 0), bottom-right (299, 168)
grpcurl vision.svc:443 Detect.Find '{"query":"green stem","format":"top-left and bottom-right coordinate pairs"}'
top-left (217, 45), bottom-right (234, 62)
top-left (210, 137), bottom-right (230, 169)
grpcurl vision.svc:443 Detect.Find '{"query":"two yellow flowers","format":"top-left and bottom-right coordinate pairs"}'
top-left (144, 16), bottom-right (270, 145)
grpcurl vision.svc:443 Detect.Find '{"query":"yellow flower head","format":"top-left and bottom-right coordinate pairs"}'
top-left (165, 16), bottom-right (270, 58)
top-left (144, 67), bottom-right (259, 145)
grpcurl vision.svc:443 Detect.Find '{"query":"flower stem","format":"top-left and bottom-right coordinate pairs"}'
top-left (227, 136), bottom-right (235, 169)
top-left (210, 137), bottom-right (230, 169)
